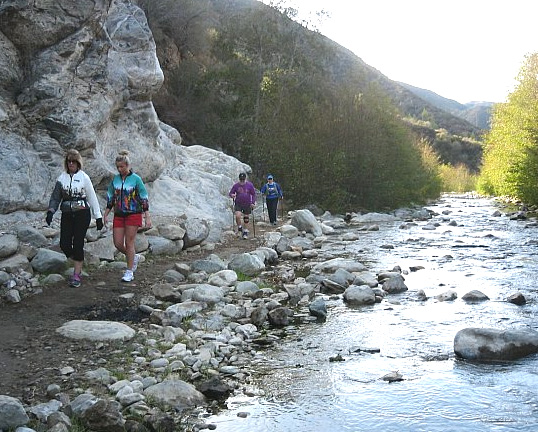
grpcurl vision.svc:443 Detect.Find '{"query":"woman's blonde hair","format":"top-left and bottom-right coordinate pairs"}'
top-left (64, 149), bottom-right (83, 171)
top-left (115, 149), bottom-right (130, 166)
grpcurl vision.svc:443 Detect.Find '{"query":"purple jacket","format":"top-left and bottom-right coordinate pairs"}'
top-left (229, 181), bottom-right (256, 208)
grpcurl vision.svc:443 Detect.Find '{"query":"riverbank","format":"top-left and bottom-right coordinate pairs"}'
top-left (2, 194), bottom-right (537, 431)
top-left (0, 216), bottom-right (278, 431)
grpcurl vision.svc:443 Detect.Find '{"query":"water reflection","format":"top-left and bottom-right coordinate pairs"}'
top-left (207, 195), bottom-right (538, 431)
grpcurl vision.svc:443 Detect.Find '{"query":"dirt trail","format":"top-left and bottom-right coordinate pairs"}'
top-left (0, 230), bottom-right (265, 405)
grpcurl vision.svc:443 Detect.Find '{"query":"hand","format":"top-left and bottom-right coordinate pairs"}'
top-left (96, 218), bottom-right (104, 231)
top-left (144, 213), bottom-right (152, 229)
top-left (45, 211), bottom-right (54, 226)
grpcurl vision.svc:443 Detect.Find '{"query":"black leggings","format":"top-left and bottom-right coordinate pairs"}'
top-left (60, 209), bottom-right (91, 262)
top-left (266, 198), bottom-right (279, 223)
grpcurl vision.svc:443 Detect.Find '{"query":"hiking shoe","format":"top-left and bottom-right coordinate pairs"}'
top-left (121, 269), bottom-right (134, 282)
top-left (242, 229), bottom-right (249, 239)
top-left (133, 254), bottom-right (141, 272)
top-left (272, 221), bottom-right (277, 226)
top-left (69, 273), bottom-right (81, 287)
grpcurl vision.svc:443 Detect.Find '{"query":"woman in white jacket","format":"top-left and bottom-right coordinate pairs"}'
top-left (46, 149), bottom-right (103, 287)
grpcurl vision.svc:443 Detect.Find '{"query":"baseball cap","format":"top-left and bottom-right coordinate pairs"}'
top-left (267, 174), bottom-right (273, 180)
top-left (239, 172), bottom-right (246, 179)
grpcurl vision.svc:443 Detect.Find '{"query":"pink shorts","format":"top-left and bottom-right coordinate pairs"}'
top-left (113, 213), bottom-right (143, 228)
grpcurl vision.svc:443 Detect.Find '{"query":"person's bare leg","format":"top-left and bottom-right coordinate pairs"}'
top-left (73, 260), bottom-right (83, 275)
top-left (124, 225), bottom-right (138, 270)
top-left (113, 227), bottom-right (127, 254)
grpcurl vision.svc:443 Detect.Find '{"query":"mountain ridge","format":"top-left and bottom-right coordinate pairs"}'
top-left (397, 81), bottom-right (493, 130)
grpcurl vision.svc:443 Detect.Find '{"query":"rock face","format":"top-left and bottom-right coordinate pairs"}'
top-left (0, 0), bottom-right (246, 240)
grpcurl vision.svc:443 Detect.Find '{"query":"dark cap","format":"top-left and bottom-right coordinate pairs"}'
top-left (267, 174), bottom-right (273, 180)
top-left (239, 172), bottom-right (246, 179)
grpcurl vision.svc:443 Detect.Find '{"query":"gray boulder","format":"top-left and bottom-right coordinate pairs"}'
top-left (0, 234), bottom-right (19, 258)
top-left (228, 253), bottom-right (265, 276)
top-left (144, 380), bottom-right (205, 411)
top-left (0, 395), bottom-right (30, 430)
top-left (382, 274), bottom-right (408, 294)
top-left (291, 209), bottom-right (322, 237)
top-left (454, 327), bottom-right (538, 361)
top-left (31, 248), bottom-right (67, 273)
top-left (182, 218), bottom-right (210, 248)
top-left (343, 285), bottom-right (376, 305)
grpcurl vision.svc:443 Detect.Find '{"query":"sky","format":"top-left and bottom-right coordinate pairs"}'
top-left (264, 0), bottom-right (538, 104)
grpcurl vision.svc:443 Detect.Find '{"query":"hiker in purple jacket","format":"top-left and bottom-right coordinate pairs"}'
top-left (229, 172), bottom-right (256, 239)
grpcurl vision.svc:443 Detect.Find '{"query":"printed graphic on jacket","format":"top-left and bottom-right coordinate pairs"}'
top-left (106, 171), bottom-right (149, 215)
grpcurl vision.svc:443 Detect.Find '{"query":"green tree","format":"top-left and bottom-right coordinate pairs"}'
top-left (478, 53), bottom-right (538, 203)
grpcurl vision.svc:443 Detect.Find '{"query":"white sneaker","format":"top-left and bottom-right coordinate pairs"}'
top-left (133, 254), bottom-right (141, 272)
top-left (121, 269), bottom-right (134, 282)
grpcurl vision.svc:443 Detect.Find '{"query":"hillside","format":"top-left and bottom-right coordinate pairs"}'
top-left (398, 82), bottom-right (493, 130)
top-left (137, 0), bottom-right (484, 177)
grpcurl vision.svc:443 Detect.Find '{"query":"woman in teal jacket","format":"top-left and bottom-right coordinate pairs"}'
top-left (103, 150), bottom-right (151, 282)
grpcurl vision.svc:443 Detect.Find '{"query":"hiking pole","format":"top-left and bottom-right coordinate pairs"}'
top-left (232, 199), bottom-right (235, 232)
top-left (280, 197), bottom-right (284, 220)
top-left (262, 197), bottom-right (266, 222)
top-left (252, 205), bottom-right (256, 238)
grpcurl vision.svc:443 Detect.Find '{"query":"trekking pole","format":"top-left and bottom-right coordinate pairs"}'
top-left (252, 205), bottom-right (256, 238)
top-left (232, 199), bottom-right (235, 232)
top-left (262, 196), bottom-right (266, 222)
top-left (280, 197), bottom-right (284, 220)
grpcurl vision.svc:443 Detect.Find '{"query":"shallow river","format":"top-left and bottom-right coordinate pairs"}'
top-left (208, 194), bottom-right (538, 431)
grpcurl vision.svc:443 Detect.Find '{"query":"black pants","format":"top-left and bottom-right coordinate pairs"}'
top-left (60, 209), bottom-right (91, 262)
top-left (266, 198), bottom-right (279, 223)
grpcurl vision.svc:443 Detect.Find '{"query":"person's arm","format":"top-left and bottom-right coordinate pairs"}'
top-left (46, 177), bottom-right (62, 225)
top-left (83, 173), bottom-right (102, 220)
top-left (103, 180), bottom-right (115, 227)
top-left (250, 183), bottom-right (256, 206)
top-left (277, 183), bottom-right (283, 198)
top-left (229, 183), bottom-right (237, 199)
top-left (47, 178), bottom-right (63, 213)
top-left (135, 176), bottom-right (151, 228)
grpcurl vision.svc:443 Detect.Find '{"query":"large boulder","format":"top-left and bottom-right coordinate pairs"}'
top-left (454, 327), bottom-right (538, 361)
top-left (290, 209), bottom-right (322, 237)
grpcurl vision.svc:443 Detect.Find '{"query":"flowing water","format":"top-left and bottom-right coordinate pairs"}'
top-left (207, 194), bottom-right (538, 431)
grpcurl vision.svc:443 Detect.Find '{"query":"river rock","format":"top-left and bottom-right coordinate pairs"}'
top-left (462, 290), bottom-right (490, 302)
top-left (0, 234), bottom-right (18, 259)
top-left (208, 269), bottom-right (237, 287)
top-left (0, 395), bottom-right (30, 430)
top-left (192, 284), bottom-right (225, 304)
top-left (311, 257), bottom-right (367, 274)
top-left (290, 209), bottom-right (322, 237)
top-left (343, 285), bottom-right (376, 305)
top-left (382, 274), bottom-right (408, 294)
top-left (454, 327), bottom-right (538, 361)
top-left (308, 298), bottom-right (327, 320)
top-left (56, 320), bottom-right (136, 341)
top-left (143, 380), bottom-right (206, 411)
top-left (191, 254), bottom-right (228, 273)
top-left (228, 253), bottom-right (265, 276)
top-left (30, 248), bottom-right (67, 273)
top-left (507, 292), bottom-right (526, 305)
top-left (182, 218), bottom-right (210, 248)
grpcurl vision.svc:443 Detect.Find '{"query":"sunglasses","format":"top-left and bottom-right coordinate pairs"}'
top-left (67, 159), bottom-right (78, 163)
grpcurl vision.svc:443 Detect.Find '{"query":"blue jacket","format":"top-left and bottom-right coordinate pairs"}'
top-left (261, 181), bottom-right (283, 200)
top-left (106, 171), bottom-right (149, 216)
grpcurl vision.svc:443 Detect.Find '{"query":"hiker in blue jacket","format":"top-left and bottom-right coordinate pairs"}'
top-left (260, 174), bottom-right (283, 225)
